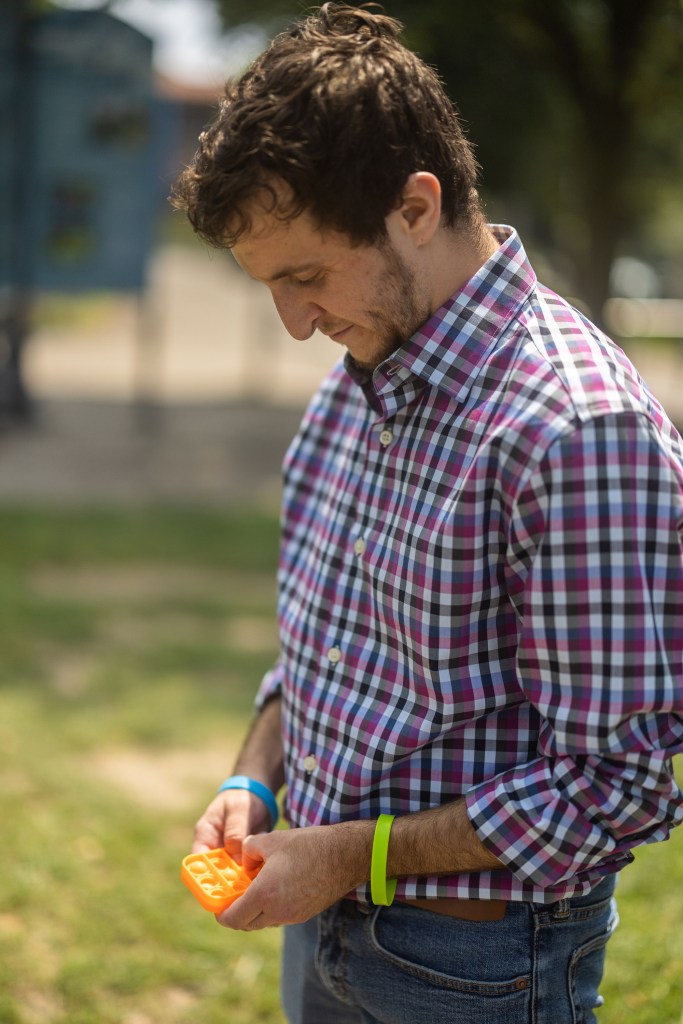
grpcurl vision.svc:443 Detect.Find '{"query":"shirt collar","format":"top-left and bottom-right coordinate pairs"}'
top-left (346, 226), bottom-right (537, 416)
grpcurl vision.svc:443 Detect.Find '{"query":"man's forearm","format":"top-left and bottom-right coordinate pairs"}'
top-left (232, 696), bottom-right (502, 885)
top-left (232, 694), bottom-right (285, 795)
top-left (323, 798), bottom-right (503, 898)
top-left (386, 799), bottom-right (504, 878)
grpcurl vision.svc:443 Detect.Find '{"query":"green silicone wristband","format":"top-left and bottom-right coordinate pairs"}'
top-left (371, 814), bottom-right (397, 906)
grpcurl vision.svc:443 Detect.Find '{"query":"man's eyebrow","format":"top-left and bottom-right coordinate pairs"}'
top-left (264, 263), bottom-right (319, 283)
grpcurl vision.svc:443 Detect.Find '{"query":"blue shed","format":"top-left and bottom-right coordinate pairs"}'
top-left (0, 8), bottom-right (159, 292)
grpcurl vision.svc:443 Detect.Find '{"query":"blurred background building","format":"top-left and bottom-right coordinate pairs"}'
top-left (1, 0), bottom-right (682, 506)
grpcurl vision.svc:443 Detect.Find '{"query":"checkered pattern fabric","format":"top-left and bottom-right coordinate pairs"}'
top-left (257, 226), bottom-right (683, 903)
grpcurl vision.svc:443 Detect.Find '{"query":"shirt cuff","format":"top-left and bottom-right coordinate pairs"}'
top-left (254, 660), bottom-right (284, 712)
top-left (465, 758), bottom-right (636, 888)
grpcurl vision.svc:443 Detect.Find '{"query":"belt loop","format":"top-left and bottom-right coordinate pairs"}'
top-left (553, 898), bottom-right (571, 920)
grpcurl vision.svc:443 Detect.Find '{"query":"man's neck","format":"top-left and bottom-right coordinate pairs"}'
top-left (428, 222), bottom-right (499, 314)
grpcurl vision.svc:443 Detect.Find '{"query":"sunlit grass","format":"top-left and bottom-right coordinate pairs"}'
top-left (0, 506), bottom-right (284, 1024)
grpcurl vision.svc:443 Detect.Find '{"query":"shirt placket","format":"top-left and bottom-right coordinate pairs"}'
top-left (294, 410), bottom-right (399, 816)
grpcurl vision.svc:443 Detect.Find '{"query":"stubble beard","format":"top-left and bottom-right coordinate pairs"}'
top-left (357, 243), bottom-right (431, 371)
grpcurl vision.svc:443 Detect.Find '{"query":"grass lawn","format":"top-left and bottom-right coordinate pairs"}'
top-left (0, 505), bottom-right (681, 1023)
top-left (0, 507), bottom-right (284, 1024)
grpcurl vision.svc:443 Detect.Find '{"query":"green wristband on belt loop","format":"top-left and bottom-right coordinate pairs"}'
top-left (217, 775), bottom-right (279, 830)
top-left (371, 814), bottom-right (397, 906)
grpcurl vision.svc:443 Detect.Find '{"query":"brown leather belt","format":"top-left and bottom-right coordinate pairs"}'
top-left (398, 897), bottom-right (507, 921)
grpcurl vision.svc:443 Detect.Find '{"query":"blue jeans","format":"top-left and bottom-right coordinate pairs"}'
top-left (281, 875), bottom-right (618, 1024)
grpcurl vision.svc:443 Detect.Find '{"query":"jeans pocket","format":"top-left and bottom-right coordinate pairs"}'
top-left (537, 887), bottom-right (618, 1024)
top-left (568, 928), bottom-right (612, 1024)
top-left (368, 904), bottom-right (531, 998)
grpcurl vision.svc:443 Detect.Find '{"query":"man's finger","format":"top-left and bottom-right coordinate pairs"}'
top-left (241, 839), bottom-right (266, 872)
top-left (192, 820), bottom-right (224, 854)
top-left (241, 910), bottom-right (267, 931)
top-left (216, 889), bottom-right (262, 930)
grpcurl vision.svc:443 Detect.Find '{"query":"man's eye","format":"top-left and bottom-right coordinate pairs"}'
top-left (294, 275), bottom-right (321, 287)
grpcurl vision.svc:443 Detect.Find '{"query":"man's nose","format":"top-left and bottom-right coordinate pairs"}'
top-left (271, 289), bottom-right (320, 341)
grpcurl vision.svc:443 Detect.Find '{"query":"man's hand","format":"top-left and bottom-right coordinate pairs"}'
top-left (215, 820), bottom-right (375, 931)
top-left (193, 694), bottom-right (285, 859)
top-left (192, 790), bottom-right (272, 861)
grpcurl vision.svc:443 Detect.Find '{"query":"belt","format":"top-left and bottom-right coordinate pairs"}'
top-left (398, 897), bottom-right (507, 921)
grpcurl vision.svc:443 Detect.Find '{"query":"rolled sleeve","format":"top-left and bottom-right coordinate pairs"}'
top-left (468, 412), bottom-right (683, 887)
top-left (254, 659), bottom-right (284, 711)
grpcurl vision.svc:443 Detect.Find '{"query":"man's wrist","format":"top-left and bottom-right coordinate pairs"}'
top-left (217, 775), bottom-right (280, 829)
top-left (325, 819), bottom-right (376, 893)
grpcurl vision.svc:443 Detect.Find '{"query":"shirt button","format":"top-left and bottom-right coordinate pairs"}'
top-left (327, 646), bottom-right (342, 664)
top-left (303, 755), bottom-right (317, 773)
top-left (379, 428), bottom-right (393, 446)
top-left (354, 538), bottom-right (366, 556)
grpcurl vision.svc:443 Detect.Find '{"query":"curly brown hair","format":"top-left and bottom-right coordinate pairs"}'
top-left (171, 3), bottom-right (481, 248)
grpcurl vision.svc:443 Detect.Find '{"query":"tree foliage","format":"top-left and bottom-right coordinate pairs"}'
top-left (213, 0), bottom-right (683, 317)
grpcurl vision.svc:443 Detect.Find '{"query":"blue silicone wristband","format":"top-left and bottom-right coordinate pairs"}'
top-left (217, 775), bottom-right (279, 829)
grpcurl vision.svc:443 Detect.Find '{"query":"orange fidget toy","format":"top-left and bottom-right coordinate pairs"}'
top-left (181, 848), bottom-right (261, 913)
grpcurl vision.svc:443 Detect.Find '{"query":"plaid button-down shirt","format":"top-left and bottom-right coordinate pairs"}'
top-left (258, 225), bottom-right (683, 903)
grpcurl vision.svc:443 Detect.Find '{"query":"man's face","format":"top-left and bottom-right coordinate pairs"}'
top-left (231, 206), bottom-right (430, 370)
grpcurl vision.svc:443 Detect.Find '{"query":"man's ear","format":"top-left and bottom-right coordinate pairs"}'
top-left (395, 172), bottom-right (442, 246)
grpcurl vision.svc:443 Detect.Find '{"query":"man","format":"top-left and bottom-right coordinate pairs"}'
top-left (172, 5), bottom-right (683, 1022)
